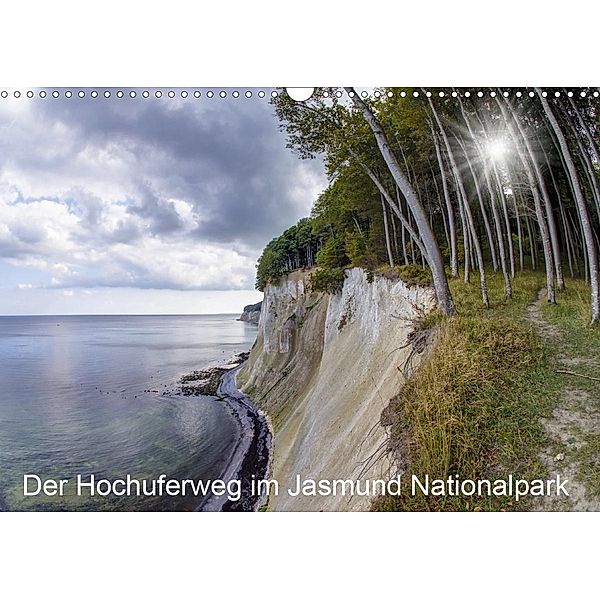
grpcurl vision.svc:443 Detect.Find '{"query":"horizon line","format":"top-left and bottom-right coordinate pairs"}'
top-left (0, 312), bottom-right (242, 318)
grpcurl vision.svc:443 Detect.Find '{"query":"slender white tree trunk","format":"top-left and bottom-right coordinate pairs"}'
top-left (538, 89), bottom-right (599, 323)
top-left (428, 98), bottom-right (489, 306)
top-left (347, 88), bottom-right (456, 315)
top-left (504, 98), bottom-right (564, 289)
top-left (381, 194), bottom-right (395, 266)
top-left (431, 129), bottom-right (458, 277)
top-left (498, 98), bottom-right (556, 303)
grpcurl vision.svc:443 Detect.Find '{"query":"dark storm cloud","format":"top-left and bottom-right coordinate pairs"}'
top-left (126, 183), bottom-right (184, 235)
top-left (0, 89), bottom-right (326, 291)
top-left (33, 90), bottom-right (324, 248)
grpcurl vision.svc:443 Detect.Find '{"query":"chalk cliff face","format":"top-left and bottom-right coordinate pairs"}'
top-left (238, 301), bottom-right (262, 324)
top-left (239, 268), bottom-right (435, 511)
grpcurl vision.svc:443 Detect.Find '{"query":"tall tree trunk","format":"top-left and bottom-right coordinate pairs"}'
top-left (472, 105), bottom-right (516, 278)
top-left (503, 97), bottom-right (565, 289)
top-left (347, 88), bottom-right (456, 315)
top-left (538, 90), bottom-right (600, 323)
top-left (397, 186), bottom-right (409, 265)
top-left (431, 128), bottom-right (458, 277)
top-left (351, 153), bottom-right (429, 261)
top-left (461, 99), bottom-right (512, 297)
top-left (390, 205), bottom-right (399, 262)
top-left (525, 213), bottom-right (537, 270)
top-left (491, 163), bottom-right (516, 278)
top-left (455, 134), bottom-right (499, 271)
top-left (381, 194), bottom-right (395, 267)
top-left (566, 92), bottom-right (600, 164)
top-left (497, 98), bottom-right (556, 303)
top-left (570, 124), bottom-right (600, 220)
top-left (511, 188), bottom-right (525, 272)
top-left (428, 98), bottom-right (489, 306)
top-left (456, 182), bottom-right (470, 283)
top-left (559, 200), bottom-right (575, 278)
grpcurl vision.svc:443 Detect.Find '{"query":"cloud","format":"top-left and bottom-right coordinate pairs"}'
top-left (0, 90), bottom-right (326, 294)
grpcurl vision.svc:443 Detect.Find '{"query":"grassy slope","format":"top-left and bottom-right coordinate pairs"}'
top-left (374, 269), bottom-right (592, 511)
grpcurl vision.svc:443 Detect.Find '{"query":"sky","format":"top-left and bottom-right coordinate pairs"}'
top-left (0, 89), bottom-right (326, 314)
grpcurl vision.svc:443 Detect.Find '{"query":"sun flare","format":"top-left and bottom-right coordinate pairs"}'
top-left (487, 138), bottom-right (507, 159)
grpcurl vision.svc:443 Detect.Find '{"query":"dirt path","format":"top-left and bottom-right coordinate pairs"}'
top-left (527, 288), bottom-right (600, 511)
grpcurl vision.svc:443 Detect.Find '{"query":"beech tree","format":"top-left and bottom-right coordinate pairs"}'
top-left (260, 87), bottom-right (600, 324)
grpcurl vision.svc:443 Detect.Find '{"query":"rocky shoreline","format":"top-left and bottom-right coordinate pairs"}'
top-left (178, 353), bottom-right (272, 512)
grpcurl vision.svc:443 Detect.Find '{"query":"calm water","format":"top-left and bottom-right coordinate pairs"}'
top-left (0, 314), bottom-right (257, 511)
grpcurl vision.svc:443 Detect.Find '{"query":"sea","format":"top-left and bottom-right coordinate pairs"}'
top-left (0, 314), bottom-right (258, 511)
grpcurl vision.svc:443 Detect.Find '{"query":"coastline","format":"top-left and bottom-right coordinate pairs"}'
top-left (193, 361), bottom-right (272, 512)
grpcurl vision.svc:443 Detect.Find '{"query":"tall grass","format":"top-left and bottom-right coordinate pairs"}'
top-left (374, 270), bottom-right (564, 511)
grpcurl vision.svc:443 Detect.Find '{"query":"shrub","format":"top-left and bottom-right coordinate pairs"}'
top-left (374, 263), bottom-right (432, 286)
top-left (309, 267), bottom-right (347, 294)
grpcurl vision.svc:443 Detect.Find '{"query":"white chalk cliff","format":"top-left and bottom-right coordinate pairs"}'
top-left (239, 268), bottom-right (435, 511)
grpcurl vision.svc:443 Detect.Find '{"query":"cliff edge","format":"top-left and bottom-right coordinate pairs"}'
top-left (238, 301), bottom-right (262, 324)
top-left (238, 267), bottom-right (435, 511)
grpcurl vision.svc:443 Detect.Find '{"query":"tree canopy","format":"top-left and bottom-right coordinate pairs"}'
top-left (256, 88), bottom-right (600, 324)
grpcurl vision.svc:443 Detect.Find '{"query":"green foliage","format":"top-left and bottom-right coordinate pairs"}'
top-left (344, 231), bottom-right (379, 270)
top-left (309, 267), bottom-right (347, 294)
top-left (316, 236), bottom-right (349, 269)
top-left (255, 217), bottom-right (320, 291)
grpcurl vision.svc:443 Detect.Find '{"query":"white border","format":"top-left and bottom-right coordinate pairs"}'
top-left (1, 0), bottom-right (598, 594)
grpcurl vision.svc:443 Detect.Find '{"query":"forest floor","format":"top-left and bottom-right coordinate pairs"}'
top-left (529, 286), bottom-right (600, 510)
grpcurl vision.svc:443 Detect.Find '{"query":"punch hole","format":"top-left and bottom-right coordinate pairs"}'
top-left (285, 88), bottom-right (315, 102)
